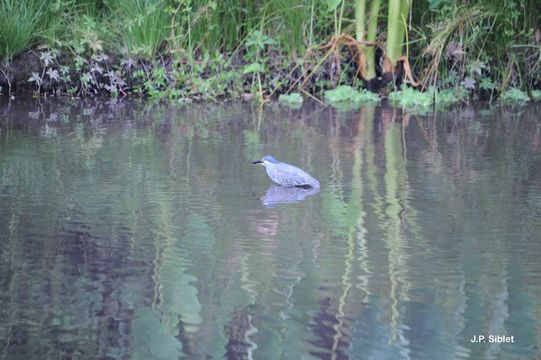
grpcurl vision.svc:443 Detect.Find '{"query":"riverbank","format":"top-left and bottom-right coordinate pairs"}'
top-left (1, 0), bottom-right (540, 108)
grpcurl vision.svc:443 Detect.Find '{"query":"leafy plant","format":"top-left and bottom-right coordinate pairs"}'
top-left (1, 0), bottom-right (540, 102)
top-left (324, 85), bottom-right (380, 110)
top-left (388, 87), bottom-right (433, 113)
top-left (531, 90), bottom-right (541, 102)
top-left (500, 88), bottom-right (530, 105)
top-left (434, 86), bottom-right (468, 108)
top-left (278, 92), bottom-right (303, 108)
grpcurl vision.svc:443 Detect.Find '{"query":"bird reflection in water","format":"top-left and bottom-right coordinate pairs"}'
top-left (261, 185), bottom-right (320, 208)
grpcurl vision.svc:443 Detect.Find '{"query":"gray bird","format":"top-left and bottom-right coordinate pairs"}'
top-left (252, 156), bottom-right (320, 188)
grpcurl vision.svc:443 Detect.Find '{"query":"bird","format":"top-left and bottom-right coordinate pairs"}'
top-left (252, 155), bottom-right (320, 188)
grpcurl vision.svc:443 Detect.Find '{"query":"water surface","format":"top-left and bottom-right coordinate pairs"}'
top-left (1, 99), bottom-right (541, 359)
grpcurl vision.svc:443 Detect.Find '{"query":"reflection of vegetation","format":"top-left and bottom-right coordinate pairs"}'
top-left (153, 203), bottom-right (203, 338)
top-left (1, 102), bottom-right (541, 359)
top-left (382, 111), bottom-right (410, 343)
top-left (331, 104), bottom-right (367, 356)
top-left (132, 307), bottom-right (183, 360)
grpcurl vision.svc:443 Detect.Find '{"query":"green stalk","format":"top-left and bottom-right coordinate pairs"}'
top-left (309, 0), bottom-right (315, 46)
top-left (356, 0), bottom-right (380, 81)
top-left (355, 0), bottom-right (366, 43)
top-left (354, 0), bottom-right (366, 80)
top-left (365, 0), bottom-right (381, 80)
top-left (386, 0), bottom-right (410, 67)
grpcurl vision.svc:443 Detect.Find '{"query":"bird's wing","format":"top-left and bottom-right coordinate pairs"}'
top-left (276, 164), bottom-right (314, 186)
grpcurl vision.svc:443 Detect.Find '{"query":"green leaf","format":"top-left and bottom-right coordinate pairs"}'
top-left (242, 62), bottom-right (264, 74)
top-left (531, 90), bottom-right (541, 101)
top-left (428, 0), bottom-right (443, 9)
top-left (324, 86), bottom-right (380, 110)
top-left (326, 0), bottom-right (342, 12)
top-left (500, 88), bottom-right (530, 105)
top-left (278, 93), bottom-right (303, 108)
top-left (479, 78), bottom-right (496, 91)
top-left (468, 60), bottom-right (486, 76)
top-left (388, 87), bottom-right (434, 113)
top-left (433, 87), bottom-right (468, 108)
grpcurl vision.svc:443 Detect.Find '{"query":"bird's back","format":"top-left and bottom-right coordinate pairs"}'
top-left (265, 162), bottom-right (320, 188)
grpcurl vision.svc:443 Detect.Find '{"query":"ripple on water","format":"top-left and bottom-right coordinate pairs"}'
top-left (2, 101), bottom-right (541, 359)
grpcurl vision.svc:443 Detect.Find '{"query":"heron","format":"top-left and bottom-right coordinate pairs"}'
top-left (252, 155), bottom-right (320, 188)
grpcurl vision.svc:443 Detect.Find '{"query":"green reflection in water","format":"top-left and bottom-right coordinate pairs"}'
top-left (1, 100), bottom-right (541, 359)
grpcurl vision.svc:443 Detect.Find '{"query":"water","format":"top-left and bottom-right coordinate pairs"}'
top-left (1, 99), bottom-right (540, 360)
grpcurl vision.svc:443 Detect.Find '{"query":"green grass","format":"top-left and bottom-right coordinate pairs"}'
top-left (1, 0), bottom-right (540, 100)
top-left (167, 0), bottom-right (313, 57)
top-left (109, 0), bottom-right (170, 60)
top-left (0, 0), bottom-right (50, 60)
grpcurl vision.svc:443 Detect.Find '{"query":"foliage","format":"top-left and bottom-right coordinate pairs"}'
top-left (531, 90), bottom-right (541, 102)
top-left (324, 85), bottom-right (380, 110)
top-left (388, 87), bottom-right (433, 113)
top-left (108, 0), bottom-right (170, 60)
top-left (434, 86), bottom-right (468, 108)
top-left (500, 88), bottom-right (530, 105)
top-left (0, 0), bottom-right (51, 59)
top-left (417, 1), bottom-right (541, 93)
top-left (0, 0), bottom-right (540, 101)
top-left (388, 85), bottom-right (467, 113)
top-left (278, 92), bottom-right (303, 108)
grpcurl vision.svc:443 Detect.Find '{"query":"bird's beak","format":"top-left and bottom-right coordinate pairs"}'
top-left (252, 160), bottom-right (263, 164)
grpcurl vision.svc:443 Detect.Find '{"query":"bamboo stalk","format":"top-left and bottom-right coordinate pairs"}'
top-left (355, 0), bottom-right (366, 43)
top-left (365, 0), bottom-right (381, 80)
top-left (386, 0), bottom-right (411, 68)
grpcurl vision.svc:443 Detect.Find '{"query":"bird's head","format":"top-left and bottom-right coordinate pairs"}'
top-left (252, 155), bottom-right (280, 166)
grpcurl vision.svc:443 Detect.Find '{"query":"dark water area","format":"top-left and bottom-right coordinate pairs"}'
top-left (1, 99), bottom-right (541, 359)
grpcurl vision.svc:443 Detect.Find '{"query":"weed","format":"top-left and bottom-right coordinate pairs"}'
top-left (324, 85), bottom-right (380, 110)
top-left (434, 86), bottom-right (468, 108)
top-left (0, 0), bottom-right (48, 59)
top-left (500, 88), bottom-right (530, 105)
top-left (278, 92), bottom-right (303, 108)
top-left (109, 0), bottom-right (170, 60)
top-left (1, 0), bottom-right (540, 101)
top-left (388, 87), bottom-right (433, 113)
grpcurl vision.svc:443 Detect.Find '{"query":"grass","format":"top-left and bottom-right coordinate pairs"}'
top-left (0, 0), bottom-right (50, 60)
top-left (0, 0), bottom-right (539, 102)
top-left (110, 0), bottom-right (170, 60)
top-left (167, 0), bottom-right (313, 57)
top-left (416, 1), bottom-right (541, 93)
